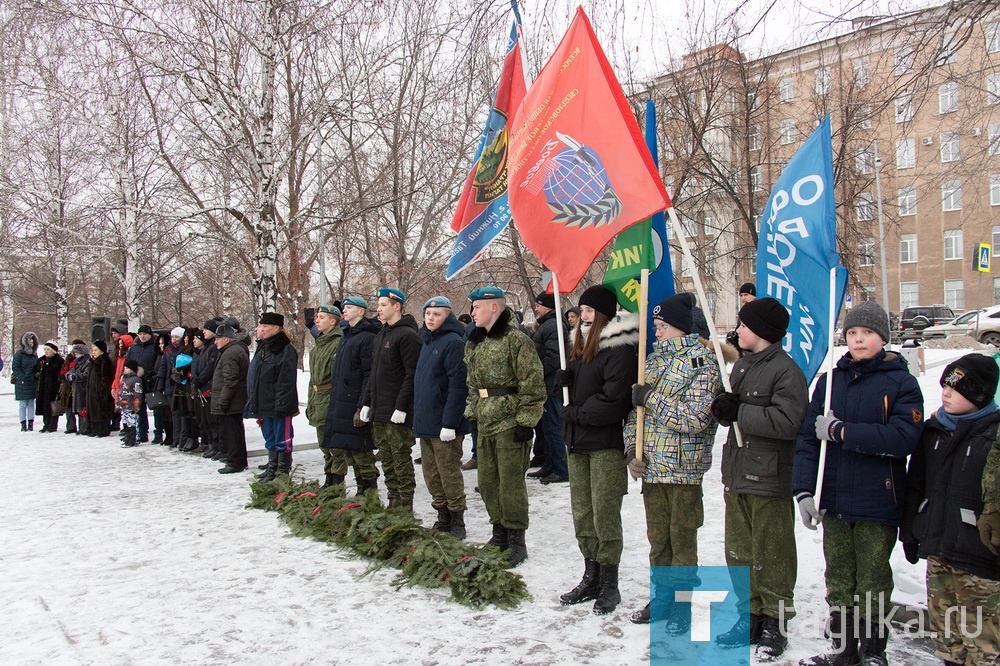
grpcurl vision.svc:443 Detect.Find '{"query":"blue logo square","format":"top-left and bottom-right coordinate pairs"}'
top-left (649, 566), bottom-right (751, 665)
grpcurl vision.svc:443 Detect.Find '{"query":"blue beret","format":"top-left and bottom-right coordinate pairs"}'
top-left (423, 296), bottom-right (452, 310)
top-left (468, 286), bottom-right (505, 302)
top-left (342, 296), bottom-right (368, 309)
top-left (376, 287), bottom-right (405, 304)
top-left (317, 304), bottom-right (342, 317)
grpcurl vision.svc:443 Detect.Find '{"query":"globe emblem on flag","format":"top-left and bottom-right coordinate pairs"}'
top-left (543, 132), bottom-right (623, 229)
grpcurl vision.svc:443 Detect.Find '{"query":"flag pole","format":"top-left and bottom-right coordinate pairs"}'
top-left (665, 206), bottom-right (743, 447)
top-left (635, 268), bottom-right (649, 462)
top-left (551, 272), bottom-right (570, 406)
top-left (813, 266), bottom-right (838, 517)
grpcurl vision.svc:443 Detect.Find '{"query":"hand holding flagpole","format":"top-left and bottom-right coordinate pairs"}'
top-left (635, 269), bottom-right (649, 461)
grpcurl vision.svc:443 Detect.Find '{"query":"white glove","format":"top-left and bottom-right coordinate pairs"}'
top-left (797, 495), bottom-right (825, 530)
top-left (439, 427), bottom-right (456, 441)
top-left (359, 406), bottom-right (371, 422)
top-left (390, 409), bottom-right (406, 424)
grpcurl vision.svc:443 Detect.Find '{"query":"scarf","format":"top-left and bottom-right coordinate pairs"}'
top-left (935, 401), bottom-right (999, 431)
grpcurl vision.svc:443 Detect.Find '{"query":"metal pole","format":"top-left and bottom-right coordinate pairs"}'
top-left (317, 132), bottom-right (327, 306)
top-left (873, 141), bottom-right (891, 347)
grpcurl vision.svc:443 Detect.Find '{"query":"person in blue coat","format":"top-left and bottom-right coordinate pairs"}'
top-left (12, 332), bottom-right (39, 430)
top-left (413, 297), bottom-right (472, 539)
top-left (793, 301), bottom-right (923, 666)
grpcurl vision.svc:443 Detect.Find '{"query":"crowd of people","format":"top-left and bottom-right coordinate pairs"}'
top-left (8, 284), bottom-right (1000, 666)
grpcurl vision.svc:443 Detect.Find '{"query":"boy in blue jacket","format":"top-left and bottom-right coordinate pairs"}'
top-left (793, 301), bottom-right (923, 666)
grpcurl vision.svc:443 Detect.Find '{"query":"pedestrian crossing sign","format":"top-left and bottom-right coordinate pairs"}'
top-left (978, 243), bottom-right (991, 272)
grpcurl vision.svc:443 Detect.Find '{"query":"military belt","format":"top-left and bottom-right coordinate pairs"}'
top-left (478, 386), bottom-right (518, 399)
top-left (311, 383), bottom-right (332, 392)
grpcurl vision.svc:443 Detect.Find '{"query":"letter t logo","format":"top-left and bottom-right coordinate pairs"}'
top-left (674, 590), bottom-right (729, 641)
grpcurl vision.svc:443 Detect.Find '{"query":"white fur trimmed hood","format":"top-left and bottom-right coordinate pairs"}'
top-left (572, 312), bottom-right (640, 350)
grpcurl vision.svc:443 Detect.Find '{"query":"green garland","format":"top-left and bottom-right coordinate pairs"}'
top-left (247, 475), bottom-right (531, 609)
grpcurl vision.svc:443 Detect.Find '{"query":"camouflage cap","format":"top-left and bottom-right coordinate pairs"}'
top-left (468, 286), bottom-right (505, 302)
top-left (376, 287), bottom-right (405, 304)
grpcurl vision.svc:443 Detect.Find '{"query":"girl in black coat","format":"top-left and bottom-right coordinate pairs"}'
top-left (36, 341), bottom-right (65, 432)
top-left (86, 341), bottom-right (115, 437)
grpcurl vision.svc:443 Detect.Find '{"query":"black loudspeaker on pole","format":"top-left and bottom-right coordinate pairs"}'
top-left (91, 316), bottom-right (112, 343)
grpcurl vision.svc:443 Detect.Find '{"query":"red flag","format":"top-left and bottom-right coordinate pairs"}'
top-left (508, 7), bottom-right (669, 292)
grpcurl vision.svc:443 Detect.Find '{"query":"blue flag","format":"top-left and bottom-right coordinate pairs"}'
top-left (643, 101), bottom-right (675, 352)
top-left (756, 116), bottom-right (847, 384)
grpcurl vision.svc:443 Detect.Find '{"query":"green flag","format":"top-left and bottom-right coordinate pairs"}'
top-left (602, 218), bottom-right (654, 312)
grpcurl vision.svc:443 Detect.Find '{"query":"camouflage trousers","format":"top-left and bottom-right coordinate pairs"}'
top-left (478, 427), bottom-right (530, 530)
top-left (568, 448), bottom-right (628, 565)
top-left (643, 482), bottom-right (703, 570)
top-left (724, 492), bottom-right (797, 619)
top-left (927, 555), bottom-right (1000, 665)
top-left (420, 436), bottom-right (467, 512)
top-left (821, 516), bottom-right (896, 623)
top-left (345, 449), bottom-right (380, 483)
top-left (316, 427), bottom-right (348, 476)
top-left (371, 421), bottom-right (415, 502)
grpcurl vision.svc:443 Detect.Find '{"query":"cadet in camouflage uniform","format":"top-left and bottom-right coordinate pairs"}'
top-left (464, 286), bottom-right (545, 567)
top-left (307, 305), bottom-right (344, 488)
top-left (903, 354), bottom-right (1000, 666)
top-left (624, 293), bottom-right (725, 628)
top-left (981, 436), bottom-right (1000, 554)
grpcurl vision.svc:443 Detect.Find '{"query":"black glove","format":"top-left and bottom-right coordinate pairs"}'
top-left (561, 405), bottom-right (579, 424)
top-left (902, 541), bottom-right (920, 565)
top-left (725, 329), bottom-right (741, 350)
top-left (304, 307), bottom-right (315, 331)
top-left (711, 392), bottom-right (741, 424)
top-left (555, 369), bottom-right (573, 388)
top-left (514, 425), bottom-right (534, 442)
top-left (631, 383), bottom-right (654, 407)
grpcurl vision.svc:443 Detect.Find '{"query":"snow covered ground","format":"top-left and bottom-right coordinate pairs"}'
top-left (0, 346), bottom-right (979, 664)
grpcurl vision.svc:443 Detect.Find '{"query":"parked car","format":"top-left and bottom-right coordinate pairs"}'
top-left (921, 305), bottom-right (1000, 346)
top-left (898, 304), bottom-right (956, 340)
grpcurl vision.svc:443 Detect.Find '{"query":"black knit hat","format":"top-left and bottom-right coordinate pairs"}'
top-left (137, 324), bottom-right (153, 335)
top-left (535, 291), bottom-right (555, 310)
top-left (941, 353), bottom-right (999, 409)
top-left (124, 359), bottom-right (139, 373)
top-left (652, 293), bottom-right (695, 335)
top-left (739, 297), bottom-right (789, 344)
top-left (203, 317), bottom-right (222, 332)
top-left (93, 340), bottom-right (108, 354)
top-left (578, 285), bottom-right (618, 320)
top-left (739, 282), bottom-right (756, 296)
top-left (259, 312), bottom-right (284, 327)
top-left (843, 301), bottom-right (890, 344)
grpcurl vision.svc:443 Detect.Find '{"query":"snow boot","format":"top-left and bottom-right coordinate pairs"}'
top-left (20, 421), bottom-right (26, 431)
top-left (151, 433), bottom-right (163, 445)
top-left (858, 619), bottom-right (889, 666)
top-left (799, 611), bottom-right (860, 666)
top-left (592, 563), bottom-right (620, 615)
top-left (716, 614), bottom-right (756, 648)
top-left (322, 473), bottom-right (345, 489)
top-left (487, 524), bottom-right (509, 551)
top-left (27, 420), bottom-right (34, 431)
top-left (755, 614), bottom-right (788, 661)
top-left (432, 507), bottom-right (452, 532)
top-left (449, 510), bottom-right (466, 540)
top-left (506, 529), bottom-right (527, 567)
top-left (202, 445), bottom-right (218, 459)
top-left (256, 450), bottom-right (279, 483)
top-left (276, 452), bottom-right (293, 476)
top-left (630, 603), bottom-right (651, 624)
top-left (354, 478), bottom-right (379, 498)
top-left (560, 558), bottom-right (601, 605)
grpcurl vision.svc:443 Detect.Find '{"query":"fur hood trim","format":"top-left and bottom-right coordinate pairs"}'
top-left (572, 312), bottom-right (640, 350)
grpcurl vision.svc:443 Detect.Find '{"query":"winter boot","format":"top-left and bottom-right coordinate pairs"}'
top-left (560, 558), bottom-right (601, 605)
top-left (592, 563), bottom-right (620, 615)
top-left (716, 614), bottom-right (756, 648)
top-left (506, 529), bottom-right (528, 567)
top-left (20, 421), bottom-right (26, 432)
top-left (151, 433), bottom-right (163, 445)
top-left (182, 437), bottom-right (198, 452)
top-left (432, 507), bottom-right (452, 532)
top-left (487, 524), bottom-right (509, 551)
top-left (858, 619), bottom-right (889, 666)
top-left (663, 600), bottom-right (694, 636)
top-left (799, 611), bottom-right (861, 666)
top-left (391, 496), bottom-right (414, 516)
top-left (322, 473), bottom-right (345, 489)
top-left (276, 452), bottom-right (293, 476)
top-left (202, 444), bottom-right (218, 458)
top-left (27, 420), bottom-right (34, 431)
top-left (449, 510), bottom-right (466, 540)
top-left (256, 450), bottom-right (279, 483)
top-left (630, 603), bottom-right (651, 624)
top-left (755, 614), bottom-right (788, 661)
top-left (354, 478), bottom-right (379, 498)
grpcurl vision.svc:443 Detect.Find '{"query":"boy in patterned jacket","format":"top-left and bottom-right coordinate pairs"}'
top-left (624, 292), bottom-right (727, 628)
top-left (118, 359), bottom-right (144, 448)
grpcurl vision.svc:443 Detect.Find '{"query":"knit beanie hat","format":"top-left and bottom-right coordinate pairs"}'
top-left (93, 340), bottom-right (108, 354)
top-left (137, 324), bottom-right (153, 335)
top-left (124, 359), bottom-right (139, 373)
top-left (72, 343), bottom-right (89, 356)
top-left (535, 291), bottom-right (555, 310)
top-left (941, 353), bottom-right (999, 409)
top-left (738, 297), bottom-right (789, 344)
top-left (652, 293), bottom-right (695, 335)
top-left (170, 326), bottom-right (185, 338)
top-left (739, 282), bottom-right (756, 296)
top-left (44, 341), bottom-right (59, 353)
top-left (578, 285), bottom-right (618, 320)
top-left (843, 301), bottom-right (890, 343)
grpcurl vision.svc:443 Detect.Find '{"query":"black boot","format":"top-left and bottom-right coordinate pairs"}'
top-left (202, 445), bottom-right (218, 458)
top-left (432, 507), bottom-right (452, 532)
top-left (560, 558), bottom-right (600, 605)
top-left (506, 529), bottom-right (527, 567)
top-left (449, 510), bottom-right (466, 540)
top-left (27, 420), bottom-right (34, 431)
top-left (664, 600), bottom-right (693, 636)
top-left (487, 524), bottom-right (509, 551)
top-left (354, 478), bottom-right (379, 498)
top-left (755, 614), bottom-right (788, 660)
top-left (858, 619), bottom-right (888, 666)
top-left (799, 611), bottom-right (860, 666)
top-left (20, 421), bottom-right (26, 432)
top-left (630, 603), bottom-right (651, 624)
top-left (592, 563), bottom-right (620, 615)
top-left (256, 451), bottom-right (279, 483)
top-left (716, 614), bottom-right (754, 648)
top-left (276, 452), bottom-right (293, 476)
top-left (322, 473), bottom-right (345, 488)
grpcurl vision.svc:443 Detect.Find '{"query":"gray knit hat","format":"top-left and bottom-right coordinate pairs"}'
top-left (843, 301), bottom-right (890, 343)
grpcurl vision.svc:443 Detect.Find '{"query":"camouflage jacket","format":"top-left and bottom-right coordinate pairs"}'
top-left (306, 325), bottom-right (342, 427)
top-left (984, 432), bottom-right (1000, 506)
top-left (625, 335), bottom-right (723, 484)
top-left (464, 308), bottom-right (545, 437)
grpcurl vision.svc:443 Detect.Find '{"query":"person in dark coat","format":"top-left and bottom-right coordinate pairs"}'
top-left (192, 319), bottom-right (222, 457)
top-left (793, 301), bottom-right (923, 665)
top-left (12, 332), bottom-right (39, 431)
top-left (413, 297), bottom-right (472, 539)
top-left (557, 285), bottom-right (638, 616)
top-left (247, 313), bottom-right (299, 482)
top-left (902, 354), bottom-right (1000, 666)
top-left (212, 318), bottom-right (250, 474)
top-left (323, 296), bottom-right (381, 495)
top-left (36, 341), bottom-right (65, 433)
top-left (86, 341), bottom-right (116, 437)
top-left (125, 324), bottom-right (159, 442)
top-left (156, 327), bottom-right (183, 446)
top-left (66, 343), bottom-right (92, 436)
top-left (529, 291), bottom-right (570, 483)
top-left (169, 331), bottom-right (196, 451)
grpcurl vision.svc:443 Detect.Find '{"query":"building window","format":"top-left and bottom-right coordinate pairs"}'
top-left (856, 103), bottom-right (872, 129)
top-left (938, 31), bottom-right (959, 65)
top-left (993, 226), bottom-right (1000, 256)
top-left (682, 215), bottom-right (697, 237)
top-left (815, 67), bottom-right (832, 95)
top-left (988, 73), bottom-right (1000, 106)
top-left (995, 278), bottom-right (1000, 304)
top-left (855, 147), bottom-right (873, 174)
top-left (942, 181), bottom-right (963, 211)
top-left (779, 77), bottom-right (794, 103)
top-left (991, 124), bottom-right (1000, 156)
top-left (944, 279), bottom-right (965, 310)
top-left (858, 238), bottom-right (875, 267)
top-left (748, 125), bottom-right (761, 151)
top-left (900, 282), bottom-right (919, 310)
top-left (896, 139), bottom-right (915, 169)
top-left (853, 57), bottom-right (870, 88)
top-left (894, 46), bottom-right (914, 75)
top-left (665, 175), bottom-right (675, 197)
top-left (992, 174), bottom-right (1000, 206)
top-left (939, 81), bottom-right (959, 113)
top-left (747, 92), bottom-right (760, 111)
top-left (989, 23), bottom-right (1000, 53)
top-left (750, 166), bottom-right (763, 192)
top-left (940, 132), bottom-right (960, 163)
top-left (856, 193), bottom-right (874, 221)
top-left (900, 234), bottom-right (917, 263)
top-left (898, 187), bottom-right (917, 216)
top-left (895, 93), bottom-right (914, 123)
top-left (944, 229), bottom-right (963, 259)
top-left (703, 210), bottom-right (715, 237)
top-left (861, 285), bottom-right (877, 302)
top-left (681, 177), bottom-right (697, 198)
top-left (780, 119), bottom-right (796, 145)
